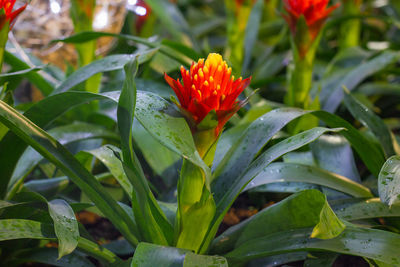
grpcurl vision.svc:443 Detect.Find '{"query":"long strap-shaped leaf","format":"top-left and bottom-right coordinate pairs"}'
top-left (213, 108), bottom-right (384, 203)
top-left (243, 162), bottom-right (372, 198)
top-left (0, 219), bottom-right (122, 265)
top-left (117, 59), bottom-right (173, 245)
top-left (344, 89), bottom-right (399, 158)
top-left (224, 226), bottom-right (400, 266)
top-left (0, 92), bottom-right (110, 198)
top-left (0, 100), bottom-right (139, 246)
top-left (53, 32), bottom-right (192, 66)
top-left (200, 127), bottom-right (344, 253)
top-left (0, 90), bottom-right (209, 199)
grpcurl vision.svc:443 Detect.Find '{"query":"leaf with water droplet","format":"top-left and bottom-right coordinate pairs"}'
top-left (378, 155), bottom-right (400, 207)
top-left (48, 199), bottom-right (79, 259)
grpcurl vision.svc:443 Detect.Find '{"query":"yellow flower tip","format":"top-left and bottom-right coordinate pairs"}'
top-left (194, 74), bottom-right (198, 81)
top-left (205, 53), bottom-right (226, 70)
top-left (197, 90), bottom-right (202, 98)
top-left (199, 69), bottom-right (204, 79)
top-left (186, 70), bottom-right (189, 76)
top-left (217, 85), bottom-right (221, 90)
top-left (213, 90), bottom-right (218, 95)
top-left (180, 65), bottom-right (185, 72)
top-left (203, 66), bottom-right (209, 74)
top-left (204, 81), bottom-right (209, 87)
top-left (209, 76), bottom-right (214, 83)
top-left (221, 94), bottom-right (226, 101)
top-left (192, 84), bottom-right (196, 90)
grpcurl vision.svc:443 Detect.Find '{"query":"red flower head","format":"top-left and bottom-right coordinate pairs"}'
top-left (0, 0), bottom-right (27, 31)
top-left (283, 0), bottom-right (339, 40)
top-left (134, 0), bottom-right (151, 34)
top-left (165, 53), bottom-right (251, 137)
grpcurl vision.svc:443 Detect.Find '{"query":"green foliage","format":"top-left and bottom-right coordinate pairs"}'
top-left (0, 0), bottom-right (400, 266)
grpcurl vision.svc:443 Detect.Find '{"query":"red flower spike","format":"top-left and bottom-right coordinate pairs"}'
top-left (0, 0), bottom-right (26, 31)
top-left (165, 53), bottom-right (251, 136)
top-left (283, 0), bottom-right (339, 40)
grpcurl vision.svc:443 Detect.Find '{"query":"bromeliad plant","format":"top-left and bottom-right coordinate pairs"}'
top-left (283, 0), bottom-right (339, 108)
top-left (1, 46), bottom-right (400, 266)
top-left (1, 0), bottom-right (400, 266)
top-left (164, 53), bottom-right (251, 252)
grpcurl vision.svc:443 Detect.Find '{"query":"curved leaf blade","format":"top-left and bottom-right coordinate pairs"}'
top-left (378, 155), bottom-right (400, 206)
top-left (48, 199), bottom-right (79, 259)
top-left (201, 127), bottom-right (344, 253)
top-left (344, 89), bottom-right (397, 157)
top-left (244, 162), bottom-right (372, 198)
top-left (224, 226), bottom-right (400, 266)
top-left (53, 51), bottom-right (157, 94)
top-left (212, 190), bottom-right (345, 255)
top-left (0, 99), bottom-right (138, 246)
top-left (131, 242), bottom-right (228, 267)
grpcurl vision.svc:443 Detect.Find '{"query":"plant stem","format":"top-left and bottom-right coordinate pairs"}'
top-left (288, 55), bottom-right (313, 109)
top-left (340, 0), bottom-right (362, 50)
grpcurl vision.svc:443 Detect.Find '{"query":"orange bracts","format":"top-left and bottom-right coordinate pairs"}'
top-left (165, 53), bottom-right (251, 136)
top-left (0, 0), bottom-right (26, 30)
top-left (283, 0), bottom-right (339, 40)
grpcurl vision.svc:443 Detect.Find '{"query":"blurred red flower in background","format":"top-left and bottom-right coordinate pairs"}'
top-left (283, 0), bottom-right (339, 40)
top-left (0, 0), bottom-right (26, 30)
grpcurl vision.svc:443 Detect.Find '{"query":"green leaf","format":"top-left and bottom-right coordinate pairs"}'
top-left (332, 198), bottom-right (400, 221)
top-left (0, 99), bottom-right (138, 246)
top-left (134, 91), bottom-right (211, 183)
top-left (8, 248), bottom-right (95, 267)
top-left (4, 51), bottom-right (55, 96)
top-left (224, 226), bottom-right (400, 266)
top-left (7, 122), bottom-right (119, 199)
top-left (311, 110), bottom-right (385, 177)
top-left (357, 82), bottom-right (400, 96)
top-left (344, 89), bottom-right (398, 158)
top-left (321, 50), bottom-right (400, 113)
top-left (53, 32), bottom-right (191, 66)
top-left (211, 190), bottom-right (345, 255)
top-left (0, 90), bottom-right (200, 199)
top-left (0, 219), bottom-right (55, 240)
top-left (48, 199), bottom-right (79, 259)
top-left (303, 253), bottom-right (339, 267)
top-left (311, 135), bottom-right (361, 182)
top-left (133, 120), bottom-right (179, 188)
top-left (242, 0), bottom-right (264, 75)
top-left (202, 127), bottom-right (344, 253)
top-left (244, 162), bottom-right (372, 198)
top-left (213, 108), bottom-right (384, 198)
top-left (53, 50), bottom-right (157, 94)
top-left (0, 66), bottom-right (44, 78)
top-left (184, 252), bottom-right (228, 266)
top-left (161, 39), bottom-right (201, 60)
top-left (0, 92), bottom-right (111, 198)
top-left (85, 145), bottom-right (133, 197)
top-left (145, 0), bottom-right (191, 42)
top-left (0, 219), bottom-right (122, 264)
top-left (131, 242), bottom-right (228, 267)
top-left (117, 59), bottom-right (172, 245)
top-left (213, 108), bottom-right (309, 199)
top-left (378, 155), bottom-right (400, 206)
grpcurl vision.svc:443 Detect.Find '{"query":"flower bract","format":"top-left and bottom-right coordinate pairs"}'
top-left (165, 53), bottom-right (251, 136)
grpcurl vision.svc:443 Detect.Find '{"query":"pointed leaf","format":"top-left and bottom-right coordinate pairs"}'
top-left (48, 199), bottom-right (79, 259)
